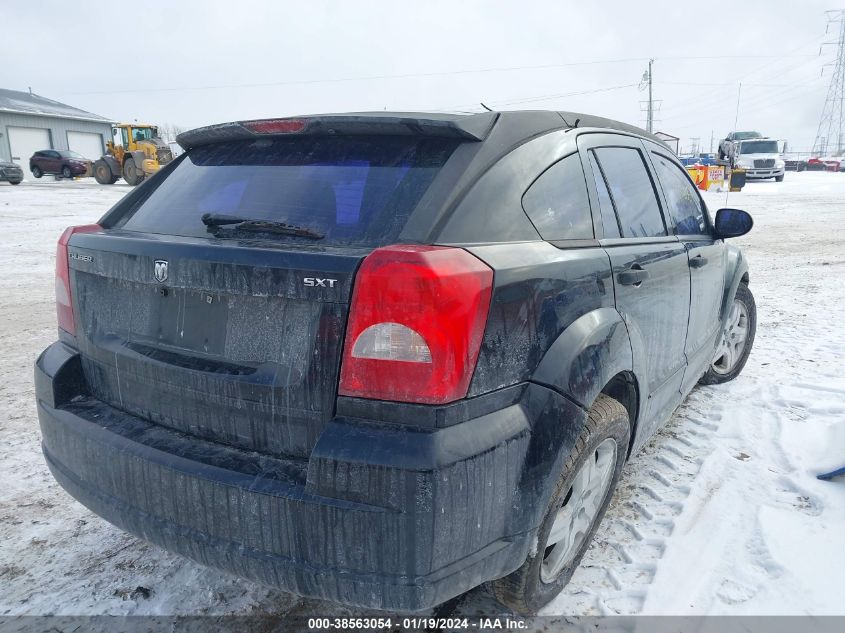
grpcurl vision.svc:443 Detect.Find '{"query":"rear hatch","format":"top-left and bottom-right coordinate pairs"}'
top-left (67, 129), bottom-right (465, 458)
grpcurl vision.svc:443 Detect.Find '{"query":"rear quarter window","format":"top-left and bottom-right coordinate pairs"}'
top-left (521, 153), bottom-right (593, 240)
top-left (115, 136), bottom-right (460, 247)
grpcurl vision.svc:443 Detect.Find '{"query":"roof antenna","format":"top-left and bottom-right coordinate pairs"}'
top-left (479, 102), bottom-right (493, 112)
top-left (28, 86), bottom-right (32, 95)
top-left (573, 118), bottom-right (581, 128)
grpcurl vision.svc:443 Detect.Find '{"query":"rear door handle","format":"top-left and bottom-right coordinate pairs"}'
top-left (690, 255), bottom-right (709, 269)
top-left (618, 266), bottom-right (649, 286)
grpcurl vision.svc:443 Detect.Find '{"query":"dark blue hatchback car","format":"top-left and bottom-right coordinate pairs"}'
top-left (35, 111), bottom-right (755, 614)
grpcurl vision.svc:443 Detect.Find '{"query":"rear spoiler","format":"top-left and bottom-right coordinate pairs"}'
top-left (177, 112), bottom-right (499, 149)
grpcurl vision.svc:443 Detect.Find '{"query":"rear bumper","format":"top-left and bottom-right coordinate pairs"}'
top-left (35, 341), bottom-right (575, 611)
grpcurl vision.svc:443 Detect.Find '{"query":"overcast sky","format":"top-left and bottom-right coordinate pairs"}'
top-left (4, 0), bottom-right (839, 154)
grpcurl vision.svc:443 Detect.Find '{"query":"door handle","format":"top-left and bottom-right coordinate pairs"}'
top-left (618, 266), bottom-right (649, 286)
top-left (690, 255), bottom-right (709, 269)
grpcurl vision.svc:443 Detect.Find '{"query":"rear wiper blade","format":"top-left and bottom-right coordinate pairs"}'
top-left (201, 213), bottom-right (324, 239)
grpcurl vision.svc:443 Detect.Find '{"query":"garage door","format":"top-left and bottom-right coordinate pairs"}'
top-left (8, 127), bottom-right (51, 179)
top-left (67, 131), bottom-right (104, 161)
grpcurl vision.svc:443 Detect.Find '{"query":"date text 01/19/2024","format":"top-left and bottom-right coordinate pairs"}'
top-left (307, 617), bottom-right (529, 630)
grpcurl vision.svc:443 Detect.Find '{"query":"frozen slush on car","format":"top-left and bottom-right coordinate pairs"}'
top-left (35, 111), bottom-right (756, 614)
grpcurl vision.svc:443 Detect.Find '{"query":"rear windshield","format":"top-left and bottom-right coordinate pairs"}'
top-left (116, 136), bottom-right (460, 246)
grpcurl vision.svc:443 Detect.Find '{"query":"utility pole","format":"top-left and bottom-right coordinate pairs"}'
top-left (813, 10), bottom-right (845, 156)
top-left (709, 130), bottom-right (715, 154)
top-left (639, 59), bottom-right (655, 133)
top-left (647, 59), bottom-right (654, 133)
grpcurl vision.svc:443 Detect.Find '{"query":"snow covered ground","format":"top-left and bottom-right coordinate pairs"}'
top-left (0, 174), bottom-right (843, 620)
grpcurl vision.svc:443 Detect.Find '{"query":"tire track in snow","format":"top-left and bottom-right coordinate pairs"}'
top-left (539, 394), bottom-right (723, 616)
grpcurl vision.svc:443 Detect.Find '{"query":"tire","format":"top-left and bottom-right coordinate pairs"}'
top-left (491, 394), bottom-right (630, 614)
top-left (61, 166), bottom-right (72, 179)
top-left (93, 160), bottom-right (114, 185)
top-left (699, 283), bottom-right (756, 385)
top-left (31, 166), bottom-right (42, 179)
top-left (10, 180), bottom-right (21, 185)
top-left (775, 174), bottom-right (784, 182)
top-left (122, 158), bottom-right (143, 186)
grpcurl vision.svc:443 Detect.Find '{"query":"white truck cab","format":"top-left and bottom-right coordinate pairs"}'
top-left (733, 138), bottom-right (785, 181)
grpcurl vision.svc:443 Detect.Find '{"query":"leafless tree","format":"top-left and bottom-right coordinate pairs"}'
top-left (158, 122), bottom-right (186, 143)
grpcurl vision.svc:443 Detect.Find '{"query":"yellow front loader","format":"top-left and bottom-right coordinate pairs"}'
top-left (93, 124), bottom-right (174, 186)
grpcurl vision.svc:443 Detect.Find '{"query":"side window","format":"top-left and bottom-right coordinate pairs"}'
top-left (593, 147), bottom-right (666, 238)
top-left (521, 153), bottom-right (593, 240)
top-left (587, 151), bottom-right (620, 239)
top-left (651, 153), bottom-right (709, 235)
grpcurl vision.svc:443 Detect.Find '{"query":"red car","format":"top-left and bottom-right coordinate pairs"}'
top-left (807, 157), bottom-right (842, 172)
top-left (29, 150), bottom-right (90, 179)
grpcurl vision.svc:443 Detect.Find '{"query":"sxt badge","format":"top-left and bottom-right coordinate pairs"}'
top-left (304, 277), bottom-right (338, 288)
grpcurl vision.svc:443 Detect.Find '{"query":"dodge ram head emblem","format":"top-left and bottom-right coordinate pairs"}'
top-left (154, 260), bottom-right (168, 283)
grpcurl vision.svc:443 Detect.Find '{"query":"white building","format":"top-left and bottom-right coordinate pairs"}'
top-left (0, 88), bottom-right (113, 179)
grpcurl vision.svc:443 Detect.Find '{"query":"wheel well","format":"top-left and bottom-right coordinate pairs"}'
top-left (600, 371), bottom-right (639, 457)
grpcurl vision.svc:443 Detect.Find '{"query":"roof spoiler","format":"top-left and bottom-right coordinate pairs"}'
top-left (177, 112), bottom-right (499, 149)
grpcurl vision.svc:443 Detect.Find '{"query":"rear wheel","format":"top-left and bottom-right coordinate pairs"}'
top-left (10, 180), bottom-right (21, 185)
top-left (700, 283), bottom-right (756, 385)
top-left (491, 394), bottom-right (629, 614)
top-left (93, 160), bottom-right (114, 185)
top-left (31, 166), bottom-right (42, 178)
top-left (122, 158), bottom-right (144, 186)
top-left (61, 166), bottom-right (72, 179)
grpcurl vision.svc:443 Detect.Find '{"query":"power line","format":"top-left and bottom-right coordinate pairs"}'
top-left (431, 83), bottom-right (639, 111)
top-left (60, 54), bottom-right (817, 97)
top-left (655, 35), bottom-right (826, 117)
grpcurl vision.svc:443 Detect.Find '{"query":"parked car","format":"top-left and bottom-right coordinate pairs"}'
top-left (29, 149), bottom-right (90, 179)
top-left (807, 157), bottom-right (843, 172)
top-left (0, 160), bottom-right (23, 184)
top-left (35, 111), bottom-right (756, 614)
top-left (718, 130), bottom-right (763, 161)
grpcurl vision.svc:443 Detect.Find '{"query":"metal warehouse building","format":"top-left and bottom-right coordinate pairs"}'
top-left (0, 88), bottom-right (113, 179)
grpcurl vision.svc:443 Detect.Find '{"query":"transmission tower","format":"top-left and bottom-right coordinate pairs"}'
top-left (813, 10), bottom-right (845, 156)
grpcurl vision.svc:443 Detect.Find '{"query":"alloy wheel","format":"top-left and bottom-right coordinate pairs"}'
top-left (711, 299), bottom-right (749, 375)
top-left (540, 438), bottom-right (617, 583)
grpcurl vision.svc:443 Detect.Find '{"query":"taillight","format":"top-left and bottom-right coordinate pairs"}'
top-left (339, 245), bottom-right (493, 405)
top-left (56, 224), bottom-right (100, 335)
top-left (242, 118), bottom-right (307, 134)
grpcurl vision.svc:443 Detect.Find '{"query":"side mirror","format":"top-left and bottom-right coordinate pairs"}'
top-left (714, 208), bottom-right (753, 238)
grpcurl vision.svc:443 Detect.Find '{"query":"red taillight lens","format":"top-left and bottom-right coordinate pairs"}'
top-left (242, 118), bottom-right (307, 134)
top-left (56, 224), bottom-right (100, 335)
top-left (339, 245), bottom-right (493, 405)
